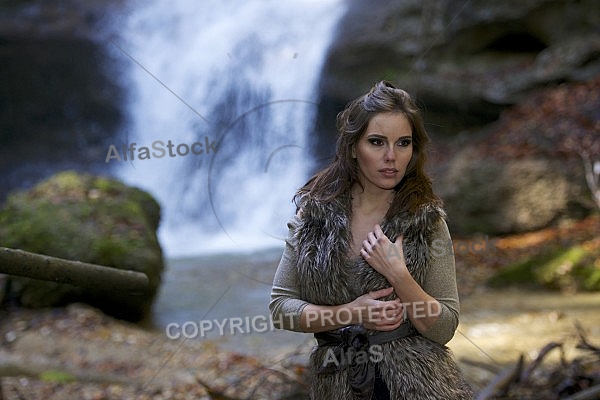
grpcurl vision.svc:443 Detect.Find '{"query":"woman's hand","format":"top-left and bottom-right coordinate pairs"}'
top-left (349, 287), bottom-right (405, 331)
top-left (360, 224), bottom-right (446, 336)
top-left (299, 287), bottom-right (405, 332)
top-left (360, 224), bottom-right (408, 282)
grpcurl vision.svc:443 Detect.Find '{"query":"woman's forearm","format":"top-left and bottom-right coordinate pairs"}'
top-left (387, 268), bottom-right (441, 334)
top-left (299, 303), bottom-right (358, 333)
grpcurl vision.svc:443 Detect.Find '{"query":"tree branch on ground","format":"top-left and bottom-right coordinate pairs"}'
top-left (0, 247), bottom-right (149, 294)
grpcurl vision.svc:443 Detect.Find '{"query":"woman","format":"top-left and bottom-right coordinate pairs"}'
top-left (269, 81), bottom-right (473, 399)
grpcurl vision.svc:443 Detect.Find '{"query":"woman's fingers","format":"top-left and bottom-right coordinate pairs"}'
top-left (379, 302), bottom-right (404, 320)
top-left (364, 311), bottom-right (405, 331)
top-left (361, 240), bottom-right (371, 254)
top-left (365, 301), bottom-right (404, 321)
top-left (377, 318), bottom-right (405, 331)
top-left (368, 287), bottom-right (394, 299)
top-left (361, 226), bottom-right (396, 265)
top-left (353, 289), bottom-right (406, 331)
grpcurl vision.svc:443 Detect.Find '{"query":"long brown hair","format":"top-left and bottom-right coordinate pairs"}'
top-left (295, 80), bottom-right (441, 215)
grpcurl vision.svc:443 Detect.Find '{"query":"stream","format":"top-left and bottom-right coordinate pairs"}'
top-left (149, 248), bottom-right (600, 385)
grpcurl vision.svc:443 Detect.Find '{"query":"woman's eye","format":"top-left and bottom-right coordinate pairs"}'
top-left (368, 138), bottom-right (384, 146)
top-left (398, 139), bottom-right (412, 147)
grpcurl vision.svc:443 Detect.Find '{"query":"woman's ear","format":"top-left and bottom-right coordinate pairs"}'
top-left (351, 146), bottom-right (356, 159)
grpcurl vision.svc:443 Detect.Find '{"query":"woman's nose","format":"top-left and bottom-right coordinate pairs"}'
top-left (384, 146), bottom-right (395, 161)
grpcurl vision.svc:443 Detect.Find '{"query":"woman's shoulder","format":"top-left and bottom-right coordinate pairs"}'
top-left (431, 214), bottom-right (451, 240)
top-left (421, 203), bottom-right (449, 240)
top-left (293, 192), bottom-right (350, 220)
top-left (401, 200), bottom-right (447, 227)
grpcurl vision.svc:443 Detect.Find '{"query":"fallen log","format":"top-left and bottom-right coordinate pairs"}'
top-left (473, 324), bottom-right (600, 399)
top-left (520, 341), bottom-right (564, 383)
top-left (0, 247), bottom-right (149, 294)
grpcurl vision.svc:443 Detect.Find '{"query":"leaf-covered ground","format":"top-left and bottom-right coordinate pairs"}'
top-left (0, 304), bottom-right (310, 400)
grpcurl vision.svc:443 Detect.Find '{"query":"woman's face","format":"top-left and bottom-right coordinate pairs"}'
top-left (353, 112), bottom-right (413, 192)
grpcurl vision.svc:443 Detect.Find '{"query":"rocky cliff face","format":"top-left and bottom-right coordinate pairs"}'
top-left (0, 0), bottom-right (126, 201)
top-left (315, 0), bottom-right (600, 235)
top-left (318, 0), bottom-right (600, 134)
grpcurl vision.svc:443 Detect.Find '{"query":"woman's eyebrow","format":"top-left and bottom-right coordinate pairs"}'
top-left (365, 133), bottom-right (412, 139)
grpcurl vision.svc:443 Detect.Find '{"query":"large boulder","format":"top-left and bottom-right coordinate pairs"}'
top-left (434, 77), bottom-right (599, 235)
top-left (436, 151), bottom-right (591, 235)
top-left (0, 171), bottom-right (164, 321)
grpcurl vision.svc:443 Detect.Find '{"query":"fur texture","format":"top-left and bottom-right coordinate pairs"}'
top-left (293, 192), bottom-right (473, 400)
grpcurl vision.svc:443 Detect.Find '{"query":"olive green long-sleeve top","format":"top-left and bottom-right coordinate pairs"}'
top-left (269, 216), bottom-right (460, 345)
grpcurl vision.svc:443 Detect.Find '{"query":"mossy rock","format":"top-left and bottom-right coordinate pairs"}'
top-left (488, 245), bottom-right (600, 292)
top-left (0, 170), bottom-right (164, 320)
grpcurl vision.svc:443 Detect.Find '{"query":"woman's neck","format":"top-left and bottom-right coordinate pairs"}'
top-left (350, 183), bottom-right (395, 217)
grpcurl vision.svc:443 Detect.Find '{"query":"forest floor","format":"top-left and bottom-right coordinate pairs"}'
top-left (0, 215), bottom-right (599, 400)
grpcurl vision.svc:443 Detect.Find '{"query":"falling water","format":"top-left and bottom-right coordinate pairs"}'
top-left (112, 0), bottom-right (345, 257)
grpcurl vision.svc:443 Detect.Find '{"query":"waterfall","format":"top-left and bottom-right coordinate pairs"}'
top-left (111, 0), bottom-right (345, 257)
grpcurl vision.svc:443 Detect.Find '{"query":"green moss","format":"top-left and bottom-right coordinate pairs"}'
top-left (583, 268), bottom-right (600, 291)
top-left (533, 246), bottom-right (586, 289)
top-left (93, 176), bottom-right (121, 194)
top-left (488, 245), bottom-right (600, 292)
top-left (487, 252), bottom-right (545, 287)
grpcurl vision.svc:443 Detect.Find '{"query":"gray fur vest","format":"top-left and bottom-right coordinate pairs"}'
top-left (292, 192), bottom-right (473, 400)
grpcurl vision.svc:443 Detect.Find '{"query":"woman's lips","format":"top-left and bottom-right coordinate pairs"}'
top-left (378, 168), bottom-right (399, 177)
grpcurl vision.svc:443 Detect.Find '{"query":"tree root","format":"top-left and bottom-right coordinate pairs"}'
top-left (474, 322), bottom-right (600, 399)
